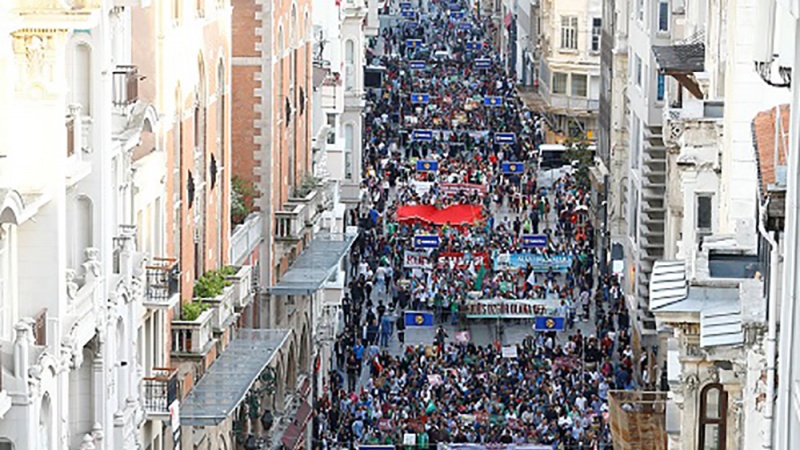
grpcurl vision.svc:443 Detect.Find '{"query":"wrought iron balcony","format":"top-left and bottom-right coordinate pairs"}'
top-left (145, 258), bottom-right (180, 307)
top-left (142, 367), bottom-right (179, 417)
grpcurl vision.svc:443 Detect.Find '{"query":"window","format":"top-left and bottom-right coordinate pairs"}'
top-left (637, 0), bottom-right (644, 22)
top-left (629, 182), bottom-right (639, 242)
top-left (658, 1), bottom-right (670, 32)
top-left (635, 55), bottom-right (643, 87)
top-left (73, 44), bottom-right (92, 116)
top-left (345, 40), bottom-right (355, 91)
top-left (631, 115), bottom-right (641, 170)
top-left (344, 124), bottom-right (354, 180)
top-left (552, 72), bottom-right (568, 94)
top-left (173, 0), bottom-right (181, 23)
top-left (326, 114), bottom-right (336, 144)
top-left (571, 74), bottom-right (588, 97)
top-left (697, 195), bottom-right (713, 233)
top-left (699, 384), bottom-right (727, 450)
top-left (591, 18), bottom-right (602, 52)
top-left (657, 74), bottom-right (665, 101)
top-left (197, 0), bottom-right (205, 18)
top-left (560, 16), bottom-right (578, 50)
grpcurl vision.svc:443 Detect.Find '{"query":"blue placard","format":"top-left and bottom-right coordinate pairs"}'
top-left (450, 11), bottom-right (465, 19)
top-left (459, 22), bottom-right (472, 29)
top-left (413, 234), bottom-right (440, 248)
top-left (399, 2), bottom-right (412, 8)
top-left (415, 160), bottom-right (439, 172)
top-left (534, 316), bottom-right (566, 331)
top-left (405, 311), bottom-right (435, 327)
top-left (484, 96), bottom-right (503, 106)
top-left (406, 38), bottom-right (423, 48)
top-left (475, 58), bottom-right (491, 69)
top-left (495, 132), bottom-right (516, 144)
top-left (502, 161), bottom-right (524, 174)
top-left (401, 10), bottom-right (417, 18)
top-left (412, 129), bottom-right (433, 141)
top-left (466, 41), bottom-right (483, 50)
top-left (409, 60), bottom-right (427, 70)
top-left (411, 93), bottom-right (430, 103)
top-left (521, 234), bottom-right (547, 248)
top-left (448, 2), bottom-right (461, 10)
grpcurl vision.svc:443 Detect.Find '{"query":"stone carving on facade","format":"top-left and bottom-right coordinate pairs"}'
top-left (83, 247), bottom-right (101, 279)
top-left (681, 372), bottom-right (700, 394)
top-left (10, 29), bottom-right (68, 99)
top-left (65, 268), bottom-right (78, 300)
top-left (704, 366), bottom-right (720, 384)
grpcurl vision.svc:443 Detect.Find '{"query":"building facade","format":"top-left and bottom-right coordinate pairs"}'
top-left (0, 1), bottom-right (147, 449)
top-left (534, 0), bottom-right (601, 138)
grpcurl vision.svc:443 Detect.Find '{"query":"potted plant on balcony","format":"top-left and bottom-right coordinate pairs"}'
top-left (192, 267), bottom-right (237, 330)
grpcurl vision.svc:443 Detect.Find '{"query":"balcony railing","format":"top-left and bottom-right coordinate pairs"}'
top-left (171, 308), bottom-right (214, 355)
top-left (276, 204), bottom-right (304, 241)
top-left (112, 65), bottom-right (140, 106)
top-left (196, 286), bottom-right (234, 333)
top-left (145, 258), bottom-right (180, 306)
top-left (142, 367), bottom-right (179, 415)
top-left (229, 213), bottom-right (262, 266)
top-left (227, 265), bottom-right (254, 310)
top-left (549, 94), bottom-right (600, 112)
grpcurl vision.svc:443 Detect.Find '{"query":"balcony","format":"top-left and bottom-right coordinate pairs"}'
top-left (144, 258), bottom-right (180, 308)
top-left (112, 65), bottom-right (140, 107)
top-left (142, 367), bottom-right (179, 418)
top-left (226, 265), bottom-right (254, 310)
top-left (340, 182), bottom-right (362, 204)
top-left (288, 188), bottom-right (323, 228)
top-left (171, 308), bottom-right (214, 355)
top-left (548, 94), bottom-right (600, 114)
top-left (276, 204), bottom-right (305, 242)
top-left (196, 286), bottom-right (235, 334)
top-left (229, 212), bottom-right (263, 266)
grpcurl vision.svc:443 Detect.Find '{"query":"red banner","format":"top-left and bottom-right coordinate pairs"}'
top-left (437, 251), bottom-right (489, 269)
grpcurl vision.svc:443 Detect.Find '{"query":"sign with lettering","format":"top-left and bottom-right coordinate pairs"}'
top-left (465, 299), bottom-right (558, 319)
top-left (404, 251), bottom-right (434, 269)
top-left (437, 251), bottom-right (489, 269)
top-left (493, 253), bottom-right (573, 272)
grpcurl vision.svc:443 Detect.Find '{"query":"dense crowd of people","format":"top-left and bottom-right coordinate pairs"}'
top-left (312, 1), bottom-right (640, 449)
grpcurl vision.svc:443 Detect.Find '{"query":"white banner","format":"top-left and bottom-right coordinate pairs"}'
top-left (404, 250), bottom-right (433, 269)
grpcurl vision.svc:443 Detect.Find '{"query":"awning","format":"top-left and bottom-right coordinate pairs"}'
top-left (180, 329), bottom-right (291, 426)
top-left (652, 43), bottom-right (705, 99)
top-left (269, 233), bottom-right (357, 296)
top-left (280, 401), bottom-right (313, 450)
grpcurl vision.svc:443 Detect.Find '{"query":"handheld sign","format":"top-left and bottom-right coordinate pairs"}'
top-left (415, 160), bottom-right (439, 172)
top-left (450, 11), bottom-right (465, 19)
top-left (534, 316), bottom-right (566, 331)
top-left (401, 10), bottom-right (417, 18)
top-left (409, 60), bottom-right (427, 70)
top-left (406, 38), bottom-right (423, 48)
top-left (411, 93), bottom-right (430, 104)
top-left (399, 2), bottom-right (412, 8)
top-left (521, 234), bottom-right (547, 248)
top-left (411, 129), bottom-right (433, 141)
top-left (413, 234), bottom-right (440, 248)
top-left (466, 41), bottom-right (483, 50)
top-left (459, 22), bottom-right (472, 30)
top-left (494, 132), bottom-right (516, 144)
top-left (475, 58), bottom-right (491, 69)
top-left (502, 162), bottom-right (524, 174)
top-left (484, 96), bottom-right (503, 106)
top-left (448, 2), bottom-right (461, 10)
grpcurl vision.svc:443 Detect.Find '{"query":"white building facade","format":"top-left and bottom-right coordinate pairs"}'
top-left (0, 1), bottom-right (150, 449)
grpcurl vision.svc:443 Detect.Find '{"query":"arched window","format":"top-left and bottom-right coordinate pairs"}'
top-left (344, 124), bottom-right (354, 180)
top-left (698, 383), bottom-right (727, 450)
top-left (344, 40), bottom-right (355, 91)
top-left (73, 43), bottom-right (92, 116)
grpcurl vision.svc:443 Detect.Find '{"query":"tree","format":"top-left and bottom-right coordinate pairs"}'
top-left (563, 138), bottom-right (594, 192)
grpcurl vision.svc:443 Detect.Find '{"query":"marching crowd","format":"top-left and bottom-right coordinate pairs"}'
top-left (312, 1), bottom-right (641, 450)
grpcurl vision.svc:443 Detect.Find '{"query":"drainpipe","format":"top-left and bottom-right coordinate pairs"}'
top-left (758, 197), bottom-right (778, 449)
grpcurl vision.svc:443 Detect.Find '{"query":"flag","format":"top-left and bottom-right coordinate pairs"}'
top-left (526, 270), bottom-right (537, 286)
top-left (473, 264), bottom-right (486, 290)
top-left (405, 311), bottom-right (434, 327)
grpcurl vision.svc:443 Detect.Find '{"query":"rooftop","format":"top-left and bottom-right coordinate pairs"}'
top-left (752, 104), bottom-right (790, 195)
